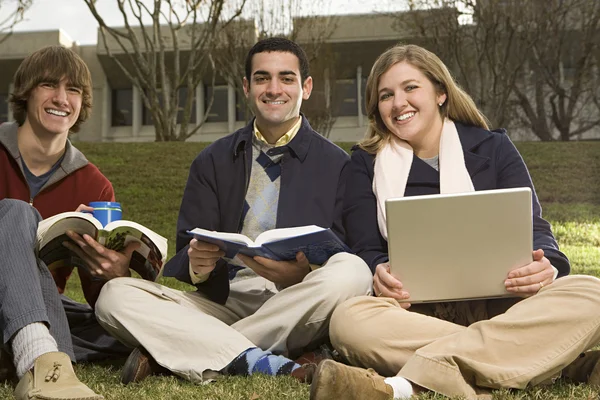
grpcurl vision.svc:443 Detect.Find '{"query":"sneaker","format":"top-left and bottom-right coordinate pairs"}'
top-left (121, 347), bottom-right (169, 385)
top-left (310, 359), bottom-right (394, 400)
top-left (562, 350), bottom-right (600, 387)
top-left (13, 351), bottom-right (103, 400)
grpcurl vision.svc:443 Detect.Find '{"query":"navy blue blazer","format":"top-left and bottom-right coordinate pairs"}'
top-left (343, 122), bottom-right (570, 276)
top-left (163, 116), bottom-right (350, 304)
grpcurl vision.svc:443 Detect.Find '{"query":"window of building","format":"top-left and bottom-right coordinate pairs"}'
top-left (111, 89), bottom-right (133, 126)
top-left (205, 85), bottom-right (229, 123)
top-left (0, 93), bottom-right (9, 123)
top-left (143, 87), bottom-right (196, 125)
top-left (333, 79), bottom-right (358, 117)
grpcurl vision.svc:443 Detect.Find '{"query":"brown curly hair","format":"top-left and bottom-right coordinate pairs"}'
top-left (10, 46), bottom-right (93, 133)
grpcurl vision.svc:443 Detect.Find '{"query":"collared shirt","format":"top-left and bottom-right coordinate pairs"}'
top-left (189, 116), bottom-right (303, 283)
top-left (253, 116), bottom-right (302, 147)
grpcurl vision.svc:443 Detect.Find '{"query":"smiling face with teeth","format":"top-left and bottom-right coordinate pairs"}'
top-left (243, 51), bottom-right (313, 143)
top-left (24, 77), bottom-right (83, 138)
top-left (377, 61), bottom-right (447, 157)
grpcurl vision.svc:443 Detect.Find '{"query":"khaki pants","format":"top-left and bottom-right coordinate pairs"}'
top-left (95, 252), bottom-right (372, 383)
top-left (330, 275), bottom-right (600, 399)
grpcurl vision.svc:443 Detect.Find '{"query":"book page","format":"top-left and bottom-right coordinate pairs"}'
top-left (37, 212), bottom-right (101, 250)
top-left (188, 227), bottom-right (255, 246)
top-left (98, 223), bottom-right (168, 281)
top-left (104, 220), bottom-right (167, 254)
top-left (255, 225), bottom-right (324, 246)
top-left (38, 235), bottom-right (80, 271)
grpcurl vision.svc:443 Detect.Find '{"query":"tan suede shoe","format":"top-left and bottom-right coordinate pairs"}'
top-left (563, 350), bottom-right (600, 387)
top-left (310, 359), bottom-right (394, 400)
top-left (14, 352), bottom-right (103, 400)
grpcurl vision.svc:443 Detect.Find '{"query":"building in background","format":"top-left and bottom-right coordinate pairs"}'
top-left (0, 12), bottom-right (597, 142)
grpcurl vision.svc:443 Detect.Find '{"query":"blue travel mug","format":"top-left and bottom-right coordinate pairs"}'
top-left (88, 201), bottom-right (122, 227)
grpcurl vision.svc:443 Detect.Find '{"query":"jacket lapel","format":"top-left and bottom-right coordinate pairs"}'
top-left (456, 122), bottom-right (494, 179)
top-left (406, 157), bottom-right (439, 188)
top-left (464, 151), bottom-right (490, 178)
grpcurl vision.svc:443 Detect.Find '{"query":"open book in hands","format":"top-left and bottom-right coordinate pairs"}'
top-left (37, 212), bottom-right (168, 281)
top-left (187, 225), bottom-right (351, 267)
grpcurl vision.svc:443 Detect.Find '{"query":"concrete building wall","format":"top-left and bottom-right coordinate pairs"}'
top-left (0, 29), bottom-right (73, 60)
top-left (76, 45), bottom-right (109, 142)
top-left (0, 14), bottom-right (598, 143)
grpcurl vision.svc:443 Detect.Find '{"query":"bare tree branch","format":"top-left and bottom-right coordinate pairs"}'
top-left (388, 0), bottom-right (600, 141)
top-left (82, 0), bottom-right (246, 141)
top-left (0, 0), bottom-right (32, 44)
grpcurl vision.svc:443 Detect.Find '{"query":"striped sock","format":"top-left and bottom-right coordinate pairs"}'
top-left (11, 322), bottom-right (58, 378)
top-left (225, 347), bottom-right (300, 376)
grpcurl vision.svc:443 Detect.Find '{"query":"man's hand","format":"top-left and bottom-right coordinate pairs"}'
top-left (374, 262), bottom-right (411, 308)
top-left (188, 239), bottom-right (225, 276)
top-left (504, 249), bottom-right (555, 297)
top-left (237, 252), bottom-right (310, 289)
top-left (75, 204), bottom-right (94, 213)
top-left (62, 230), bottom-right (139, 280)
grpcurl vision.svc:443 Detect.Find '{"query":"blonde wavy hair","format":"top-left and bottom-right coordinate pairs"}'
top-left (359, 44), bottom-right (489, 154)
top-left (10, 46), bottom-right (93, 133)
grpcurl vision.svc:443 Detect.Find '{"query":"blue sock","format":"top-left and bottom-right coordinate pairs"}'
top-left (225, 347), bottom-right (300, 376)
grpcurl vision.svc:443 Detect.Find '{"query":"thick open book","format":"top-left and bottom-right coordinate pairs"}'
top-left (188, 225), bottom-right (350, 267)
top-left (37, 212), bottom-right (168, 281)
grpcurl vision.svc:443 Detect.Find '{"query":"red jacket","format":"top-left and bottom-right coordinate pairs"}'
top-left (0, 122), bottom-right (114, 302)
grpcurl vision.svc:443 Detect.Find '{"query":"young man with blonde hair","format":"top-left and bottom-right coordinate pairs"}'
top-left (0, 45), bottom-right (135, 400)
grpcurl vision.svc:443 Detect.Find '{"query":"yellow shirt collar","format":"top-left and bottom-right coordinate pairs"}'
top-left (253, 117), bottom-right (302, 147)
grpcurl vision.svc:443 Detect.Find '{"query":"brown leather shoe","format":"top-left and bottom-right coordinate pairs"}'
top-left (310, 359), bottom-right (394, 400)
top-left (121, 347), bottom-right (169, 385)
top-left (291, 363), bottom-right (317, 384)
top-left (294, 345), bottom-right (334, 366)
top-left (562, 350), bottom-right (600, 387)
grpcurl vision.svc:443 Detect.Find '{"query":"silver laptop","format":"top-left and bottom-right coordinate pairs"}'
top-left (386, 187), bottom-right (533, 303)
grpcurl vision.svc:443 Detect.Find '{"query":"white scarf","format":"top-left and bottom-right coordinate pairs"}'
top-left (373, 119), bottom-right (475, 240)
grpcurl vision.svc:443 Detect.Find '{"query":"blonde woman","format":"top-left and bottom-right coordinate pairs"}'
top-left (309, 44), bottom-right (600, 399)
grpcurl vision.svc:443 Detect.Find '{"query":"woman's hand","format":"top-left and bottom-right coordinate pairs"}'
top-left (374, 262), bottom-right (411, 309)
top-left (504, 249), bottom-right (555, 297)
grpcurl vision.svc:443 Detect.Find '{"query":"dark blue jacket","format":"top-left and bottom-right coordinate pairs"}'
top-left (343, 122), bottom-right (570, 276)
top-left (163, 117), bottom-right (350, 304)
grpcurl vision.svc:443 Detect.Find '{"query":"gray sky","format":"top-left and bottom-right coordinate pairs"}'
top-left (1, 0), bottom-right (404, 45)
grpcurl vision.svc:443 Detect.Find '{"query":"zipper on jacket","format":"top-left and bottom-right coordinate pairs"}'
top-left (14, 156), bottom-right (36, 207)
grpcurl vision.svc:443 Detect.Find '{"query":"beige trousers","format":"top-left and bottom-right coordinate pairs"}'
top-left (95, 252), bottom-right (372, 383)
top-left (330, 275), bottom-right (600, 399)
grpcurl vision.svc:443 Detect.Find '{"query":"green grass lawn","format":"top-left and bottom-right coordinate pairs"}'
top-left (2, 141), bottom-right (599, 399)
